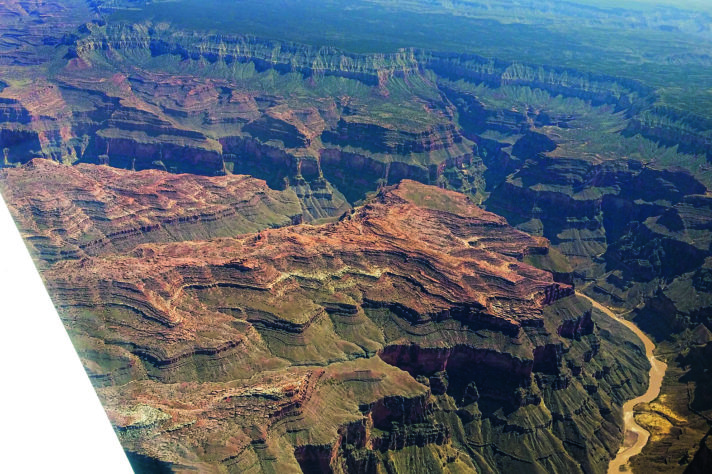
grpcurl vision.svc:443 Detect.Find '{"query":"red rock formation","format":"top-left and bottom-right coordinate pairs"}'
top-left (1, 165), bottom-right (648, 473)
top-left (0, 159), bottom-right (304, 265)
top-left (39, 179), bottom-right (563, 366)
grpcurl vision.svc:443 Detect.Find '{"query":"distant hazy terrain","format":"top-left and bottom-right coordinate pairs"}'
top-left (109, 0), bottom-right (712, 116)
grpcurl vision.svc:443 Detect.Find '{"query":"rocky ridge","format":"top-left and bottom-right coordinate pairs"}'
top-left (1, 2), bottom-right (709, 471)
top-left (2, 19), bottom-right (683, 208)
top-left (0, 159), bottom-right (328, 266)
top-left (0, 165), bottom-right (649, 473)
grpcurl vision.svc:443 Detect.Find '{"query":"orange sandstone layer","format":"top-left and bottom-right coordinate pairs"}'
top-left (0, 165), bottom-right (646, 473)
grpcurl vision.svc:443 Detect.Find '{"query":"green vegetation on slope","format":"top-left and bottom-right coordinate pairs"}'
top-left (108, 0), bottom-right (712, 117)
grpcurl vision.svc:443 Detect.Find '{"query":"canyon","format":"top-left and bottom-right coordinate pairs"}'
top-left (2, 164), bottom-right (649, 472)
top-left (577, 293), bottom-right (668, 474)
top-left (1, 1), bottom-right (712, 473)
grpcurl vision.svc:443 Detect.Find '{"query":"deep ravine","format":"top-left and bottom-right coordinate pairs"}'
top-left (576, 292), bottom-right (668, 473)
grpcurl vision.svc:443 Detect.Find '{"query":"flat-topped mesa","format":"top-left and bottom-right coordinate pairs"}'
top-left (42, 180), bottom-right (565, 364)
top-left (0, 159), bottom-right (317, 265)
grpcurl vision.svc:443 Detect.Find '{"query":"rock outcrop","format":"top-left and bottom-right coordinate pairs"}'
top-left (1, 165), bottom-right (649, 473)
top-left (0, 159), bottom-right (310, 266)
top-left (2, 18), bottom-right (684, 209)
top-left (2, 1), bottom-right (710, 471)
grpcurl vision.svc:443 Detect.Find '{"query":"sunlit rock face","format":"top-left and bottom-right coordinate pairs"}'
top-left (6, 1), bottom-right (712, 472)
top-left (1, 164), bottom-right (648, 472)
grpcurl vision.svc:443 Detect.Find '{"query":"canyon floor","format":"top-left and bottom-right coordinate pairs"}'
top-left (577, 292), bottom-right (668, 474)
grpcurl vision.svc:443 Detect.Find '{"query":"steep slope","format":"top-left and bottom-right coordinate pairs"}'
top-left (1, 1), bottom-right (710, 471)
top-left (2, 19), bottom-right (667, 207)
top-left (478, 136), bottom-right (712, 473)
top-left (0, 159), bottom-right (314, 266)
top-left (1, 166), bottom-right (649, 473)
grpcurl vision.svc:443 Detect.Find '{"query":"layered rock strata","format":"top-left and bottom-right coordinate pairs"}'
top-left (1, 166), bottom-right (649, 473)
top-left (0, 159), bottom-right (322, 266)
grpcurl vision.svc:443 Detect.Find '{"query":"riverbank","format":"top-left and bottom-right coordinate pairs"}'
top-left (575, 292), bottom-right (668, 473)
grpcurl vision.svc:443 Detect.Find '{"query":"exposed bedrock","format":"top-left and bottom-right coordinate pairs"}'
top-left (243, 116), bottom-right (309, 149)
top-left (429, 56), bottom-right (652, 108)
top-left (485, 155), bottom-right (708, 280)
top-left (591, 191), bottom-right (712, 309)
top-left (291, 295), bottom-right (641, 474)
top-left (632, 282), bottom-right (712, 343)
top-left (7, 22), bottom-right (664, 199)
top-left (3, 18), bottom-right (703, 208)
top-left (320, 148), bottom-right (433, 203)
top-left (373, 296), bottom-right (647, 474)
top-left (322, 119), bottom-right (463, 155)
top-left (0, 159), bottom-right (305, 265)
top-left (71, 23), bottom-right (650, 106)
top-left (511, 132), bottom-right (558, 160)
top-left (1, 5), bottom-right (710, 473)
top-left (486, 178), bottom-right (604, 251)
top-left (321, 147), bottom-right (481, 204)
top-left (222, 132), bottom-right (474, 206)
top-left (0, 97), bottom-right (32, 124)
top-left (605, 220), bottom-right (707, 282)
top-left (624, 110), bottom-right (712, 160)
top-left (440, 86), bottom-right (539, 137)
top-left (220, 135), bottom-right (299, 189)
top-left (7, 21), bottom-right (686, 230)
top-left (90, 134), bottom-right (225, 175)
top-left (557, 308), bottom-right (595, 340)
top-left (379, 344), bottom-right (534, 409)
top-left (224, 118), bottom-right (473, 199)
top-left (688, 433), bottom-right (712, 474)
top-left (32, 70), bottom-right (475, 207)
top-left (0, 169), bottom-right (651, 472)
top-left (0, 128), bottom-right (43, 164)
top-left (24, 179), bottom-right (564, 378)
top-left (290, 176), bottom-right (351, 221)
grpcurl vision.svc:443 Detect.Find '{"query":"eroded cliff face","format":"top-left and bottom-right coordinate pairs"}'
top-left (1, 19), bottom-right (676, 211)
top-left (1, 3), bottom-right (709, 472)
top-left (1, 167), bottom-right (648, 473)
top-left (3, 13), bottom-right (708, 236)
top-left (485, 155), bottom-right (708, 273)
top-left (0, 22), bottom-right (481, 209)
top-left (472, 110), bottom-right (712, 473)
top-left (0, 159), bottom-right (309, 266)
